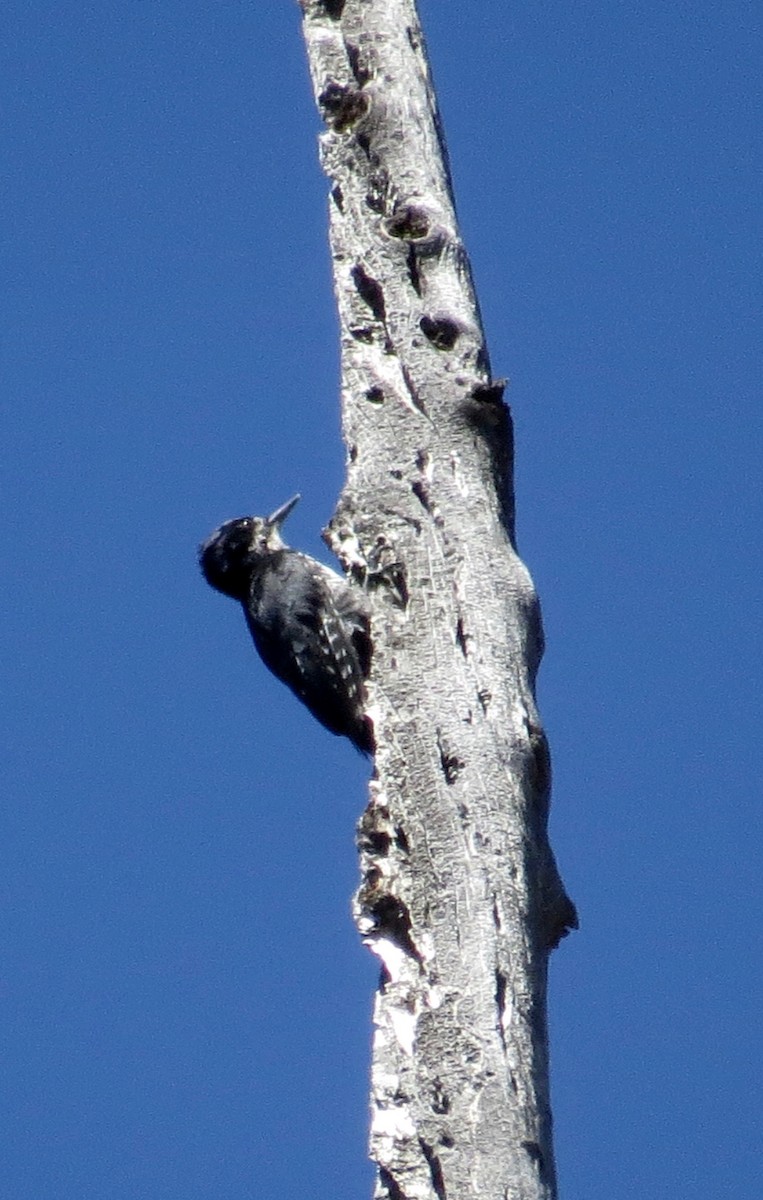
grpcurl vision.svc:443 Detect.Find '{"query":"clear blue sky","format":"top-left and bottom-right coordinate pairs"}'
top-left (2, 2), bottom-right (760, 1196)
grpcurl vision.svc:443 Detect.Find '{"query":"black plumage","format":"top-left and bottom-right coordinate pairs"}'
top-left (199, 496), bottom-right (373, 753)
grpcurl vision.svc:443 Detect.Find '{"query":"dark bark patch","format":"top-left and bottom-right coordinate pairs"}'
top-left (365, 189), bottom-right (385, 212)
top-left (460, 381), bottom-right (512, 449)
top-left (471, 378), bottom-right (506, 406)
top-left (364, 546), bottom-right (409, 608)
top-left (319, 0), bottom-right (345, 17)
top-left (477, 688), bottom-right (492, 712)
top-left (386, 563), bottom-right (409, 608)
top-left (455, 617), bottom-right (469, 657)
top-left (495, 969), bottom-right (508, 1052)
top-left (378, 1167), bottom-right (406, 1200)
top-left (544, 894), bottom-right (579, 950)
top-left (411, 479), bottom-right (431, 513)
top-left (419, 1140), bottom-right (447, 1200)
top-left (386, 204), bottom-right (431, 241)
top-left (357, 130), bottom-right (372, 158)
top-left (331, 184), bottom-right (344, 211)
top-left (394, 824), bottom-right (410, 854)
top-left (365, 166), bottom-right (390, 213)
top-left (351, 264), bottom-right (386, 322)
top-left (528, 727), bottom-right (552, 822)
top-left (365, 385), bottom-right (385, 404)
top-left (431, 1079), bottom-right (450, 1114)
top-left (420, 314), bottom-right (460, 350)
top-left (521, 1141), bottom-right (547, 1181)
top-left (318, 81), bottom-right (368, 131)
top-left (437, 732), bottom-right (465, 785)
top-left (458, 380), bottom-right (515, 539)
top-left (357, 805), bottom-right (392, 856)
top-left (363, 893), bottom-right (422, 964)
top-left (362, 828), bottom-right (391, 856)
top-left (406, 244), bottom-right (422, 295)
top-left (346, 42), bottom-right (371, 87)
top-left (460, 379), bottom-right (508, 429)
top-left (350, 325), bottom-right (375, 343)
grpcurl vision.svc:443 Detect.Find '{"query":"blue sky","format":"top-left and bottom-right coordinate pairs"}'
top-left (2, 2), bottom-right (761, 1196)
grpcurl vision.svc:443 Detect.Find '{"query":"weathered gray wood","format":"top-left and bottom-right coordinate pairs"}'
top-left (297, 3), bottom-right (576, 1197)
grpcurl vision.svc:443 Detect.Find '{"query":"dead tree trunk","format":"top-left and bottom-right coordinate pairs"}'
top-left (297, 3), bottom-right (577, 1197)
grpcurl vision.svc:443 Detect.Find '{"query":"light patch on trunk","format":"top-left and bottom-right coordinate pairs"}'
top-left (388, 1004), bottom-right (417, 1056)
top-left (364, 933), bottom-right (408, 983)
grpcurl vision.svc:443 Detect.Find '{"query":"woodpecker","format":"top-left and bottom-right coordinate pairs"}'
top-left (199, 495), bottom-right (374, 753)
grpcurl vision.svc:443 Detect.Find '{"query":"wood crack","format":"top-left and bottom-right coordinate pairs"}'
top-left (420, 1138), bottom-right (447, 1200)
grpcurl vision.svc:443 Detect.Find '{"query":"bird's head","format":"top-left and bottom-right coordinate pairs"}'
top-left (199, 494), bottom-right (300, 599)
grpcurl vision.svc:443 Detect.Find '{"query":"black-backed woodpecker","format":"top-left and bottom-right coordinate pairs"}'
top-left (199, 495), bottom-right (373, 753)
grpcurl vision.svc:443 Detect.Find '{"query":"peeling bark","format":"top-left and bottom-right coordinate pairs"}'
top-left (297, 3), bottom-right (576, 1197)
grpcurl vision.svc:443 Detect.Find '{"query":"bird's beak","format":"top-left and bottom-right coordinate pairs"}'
top-left (265, 494), bottom-right (301, 528)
